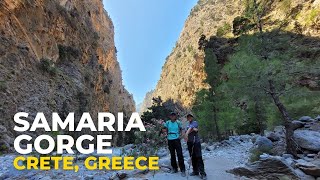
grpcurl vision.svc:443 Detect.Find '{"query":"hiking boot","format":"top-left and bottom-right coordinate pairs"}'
top-left (200, 173), bottom-right (207, 180)
top-left (189, 172), bottom-right (199, 176)
top-left (170, 169), bottom-right (178, 174)
top-left (181, 171), bottom-right (186, 177)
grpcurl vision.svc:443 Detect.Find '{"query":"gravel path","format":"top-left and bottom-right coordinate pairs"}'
top-left (147, 136), bottom-right (254, 180)
top-left (0, 136), bottom-right (254, 180)
top-left (148, 156), bottom-right (239, 180)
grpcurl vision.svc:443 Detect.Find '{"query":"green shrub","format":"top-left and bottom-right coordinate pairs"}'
top-left (307, 9), bottom-right (320, 25)
top-left (39, 58), bottom-right (57, 76)
top-left (0, 81), bottom-right (7, 92)
top-left (279, 0), bottom-right (292, 14)
top-left (217, 23), bottom-right (232, 37)
top-left (232, 16), bottom-right (255, 35)
top-left (187, 45), bottom-right (193, 53)
top-left (133, 119), bottom-right (167, 157)
top-left (58, 45), bottom-right (80, 62)
top-left (249, 147), bottom-right (271, 162)
top-left (0, 143), bottom-right (8, 155)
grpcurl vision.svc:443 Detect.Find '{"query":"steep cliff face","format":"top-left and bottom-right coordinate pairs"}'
top-left (0, 0), bottom-right (135, 151)
top-left (149, 0), bottom-right (245, 108)
top-left (142, 0), bottom-right (320, 110)
top-left (138, 90), bottom-right (154, 113)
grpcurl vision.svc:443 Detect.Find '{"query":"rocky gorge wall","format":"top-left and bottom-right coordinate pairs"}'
top-left (0, 0), bottom-right (135, 152)
top-left (141, 0), bottom-right (320, 110)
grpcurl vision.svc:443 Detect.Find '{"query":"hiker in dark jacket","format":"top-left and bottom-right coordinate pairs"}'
top-left (185, 114), bottom-right (207, 179)
top-left (162, 112), bottom-right (186, 177)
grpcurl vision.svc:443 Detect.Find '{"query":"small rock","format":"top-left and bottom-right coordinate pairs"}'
top-left (304, 157), bottom-right (315, 162)
top-left (315, 115), bottom-right (320, 121)
top-left (282, 154), bottom-right (294, 159)
top-left (295, 159), bottom-right (316, 168)
top-left (307, 154), bottom-right (317, 158)
top-left (299, 116), bottom-right (314, 122)
top-left (266, 132), bottom-right (281, 142)
top-left (206, 145), bottom-right (216, 151)
top-left (239, 134), bottom-right (252, 142)
top-left (156, 148), bottom-right (168, 158)
top-left (254, 136), bottom-right (273, 151)
top-left (259, 153), bottom-right (270, 160)
top-left (0, 125), bottom-right (7, 133)
top-left (201, 143), bottom-right (208, 149)
top-left (292, 120), bottom-right (305, 129)
top-left (123, 144), bottom-right (134, 150)
top-left (110, 171), bottom-right (128, 180)
top-left (160, 166), bottom-right (171, 172)
top-left (273, 126), bottom-right (286, 137)
top-left (158, 157), bottom-right (171, 168)
top-left (84, 175), bottom-right (94, 180)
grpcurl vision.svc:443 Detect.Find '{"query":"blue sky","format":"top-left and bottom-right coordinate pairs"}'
top-left (103, 0), bottom-right (198, 104)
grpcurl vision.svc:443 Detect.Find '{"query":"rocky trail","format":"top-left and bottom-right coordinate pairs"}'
top-left (1, 116), bottom-right (320, 180)
top-left (0, 135), bottom-right (253, 180)
top-left (146, 135), bottom-right (253, 180)
top-left (149, 157), bottom-right (242, 180)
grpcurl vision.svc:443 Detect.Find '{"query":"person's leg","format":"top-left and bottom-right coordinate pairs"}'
top-left (198, 157), bottom-right (206, 175)
top-left (194, 142), bottom-right (206, 179)
top-left (175, 139), bottom-right (186, 172)
top-left (187, 142), bottom-right (199, 175)
top-left (168, 140), bottom-right (178, 172)
top-left (193, 142), bottom-right (201, 174)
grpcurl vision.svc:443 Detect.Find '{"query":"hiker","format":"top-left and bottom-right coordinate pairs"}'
top-left (185, 114), bottom-right (207, 179)
top-left (162, 112), bottom-right (186, 177)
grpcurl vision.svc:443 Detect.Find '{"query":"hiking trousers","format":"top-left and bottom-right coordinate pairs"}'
top-left (168, 138), bottom-right (186, 172)
top-left (187, 142), bottom-right (206, 175)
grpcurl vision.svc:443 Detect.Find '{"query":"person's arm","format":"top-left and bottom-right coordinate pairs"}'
top-left (185, 127), bottom-right (192, 136)
top-left (185, 121), bottom-right (199, 140)
top-left (161, 121), bottom-right (167, 133)
top-left (178, 121), bottom-right (184, 139)
top-left (184, 123), bottom-right (194, 141)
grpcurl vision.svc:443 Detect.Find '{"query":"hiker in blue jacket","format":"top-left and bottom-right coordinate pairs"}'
top-left (162, 112), bottom-right (186, 177)
top-left (185, 114), bottom-right (207, 179)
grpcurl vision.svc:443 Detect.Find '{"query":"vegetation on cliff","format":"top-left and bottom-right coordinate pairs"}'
top-left (141, 0), bottom-right (320, 155)
top-left (192, 0), bottom-right (320, 155)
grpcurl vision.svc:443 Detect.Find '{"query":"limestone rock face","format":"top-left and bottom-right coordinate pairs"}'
top-left (139, 90), bottom-right (154, 113)
top-left (142, 0), bottom-right (320, 110)
top-left (150, 0), bottom-right (244, 108)
top-left (0, 0), bottom-right (135, 150)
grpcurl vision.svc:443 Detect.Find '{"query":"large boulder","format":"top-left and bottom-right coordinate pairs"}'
top-left (294, 130), bottom-right (320, 152)
top-left (255, 136), bottom-right (273, 151)
top-left (228, 156), bottom-right (304, 179)
top-left (296, 159), bottom-right (320, 177)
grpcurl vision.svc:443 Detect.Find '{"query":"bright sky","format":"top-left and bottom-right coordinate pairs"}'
top-left (103, 0), bottom-right (198, 104)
